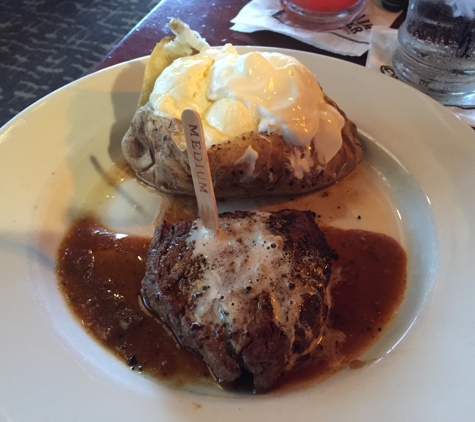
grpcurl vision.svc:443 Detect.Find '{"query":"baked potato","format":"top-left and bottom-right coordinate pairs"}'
top-left (122, 19), bottom-right (363, 198)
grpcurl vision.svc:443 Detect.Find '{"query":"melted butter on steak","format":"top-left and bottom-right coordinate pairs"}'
top-left (141, 209), bottom-right (336, 392)
top-left (189, 213), bottom-right (322, 363)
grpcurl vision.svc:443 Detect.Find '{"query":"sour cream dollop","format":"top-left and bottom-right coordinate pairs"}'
top-left (150, 43), bottom-right (344, 165)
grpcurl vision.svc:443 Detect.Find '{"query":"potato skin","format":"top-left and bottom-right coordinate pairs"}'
top-left (121, 96), bottom-right (362, 198)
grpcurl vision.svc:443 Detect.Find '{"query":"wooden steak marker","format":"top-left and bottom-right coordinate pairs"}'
top-left (182, 108), bottom-right (220, 234)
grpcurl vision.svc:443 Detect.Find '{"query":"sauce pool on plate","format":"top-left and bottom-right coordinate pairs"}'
top-left (56, 215), bottom-right (406, 393)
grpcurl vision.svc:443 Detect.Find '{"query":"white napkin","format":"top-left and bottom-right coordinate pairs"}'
top-left (230, 0), bottom-right (402, 56)
top-left (366, 25), bottom-right (475, 127)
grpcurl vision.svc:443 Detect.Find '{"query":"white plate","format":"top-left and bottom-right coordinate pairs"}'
top-left (1, 48), bottom-right (475, 421)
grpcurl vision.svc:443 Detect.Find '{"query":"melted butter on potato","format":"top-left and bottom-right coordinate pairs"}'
top-left (150, 56), bottom-right (213, 119)
top-left (205, 98), bottom-right (258, 139)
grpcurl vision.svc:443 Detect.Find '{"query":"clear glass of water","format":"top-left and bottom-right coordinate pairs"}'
top-left (392, 0), bottom-right (475, 106)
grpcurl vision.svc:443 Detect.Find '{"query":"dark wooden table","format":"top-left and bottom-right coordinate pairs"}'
top-left (91, 0), bottom-right (405, 73)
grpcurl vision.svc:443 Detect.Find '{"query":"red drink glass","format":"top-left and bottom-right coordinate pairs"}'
top-left (281, 0), bottom-right (367, 30)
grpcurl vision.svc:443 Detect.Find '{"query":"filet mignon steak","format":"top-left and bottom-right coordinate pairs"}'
top-left (141, 209), bottom-right (335, 392)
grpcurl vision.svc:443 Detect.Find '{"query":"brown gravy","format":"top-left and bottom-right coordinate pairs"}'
top-left (56, 216), bottom-right (406, 393)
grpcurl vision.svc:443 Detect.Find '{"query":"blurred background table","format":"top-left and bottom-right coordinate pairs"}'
top-left (91, 0), bottom-right (405, 73)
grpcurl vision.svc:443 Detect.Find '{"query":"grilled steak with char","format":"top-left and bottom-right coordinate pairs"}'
top-left (141, 209), bottom-right (336, 392)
